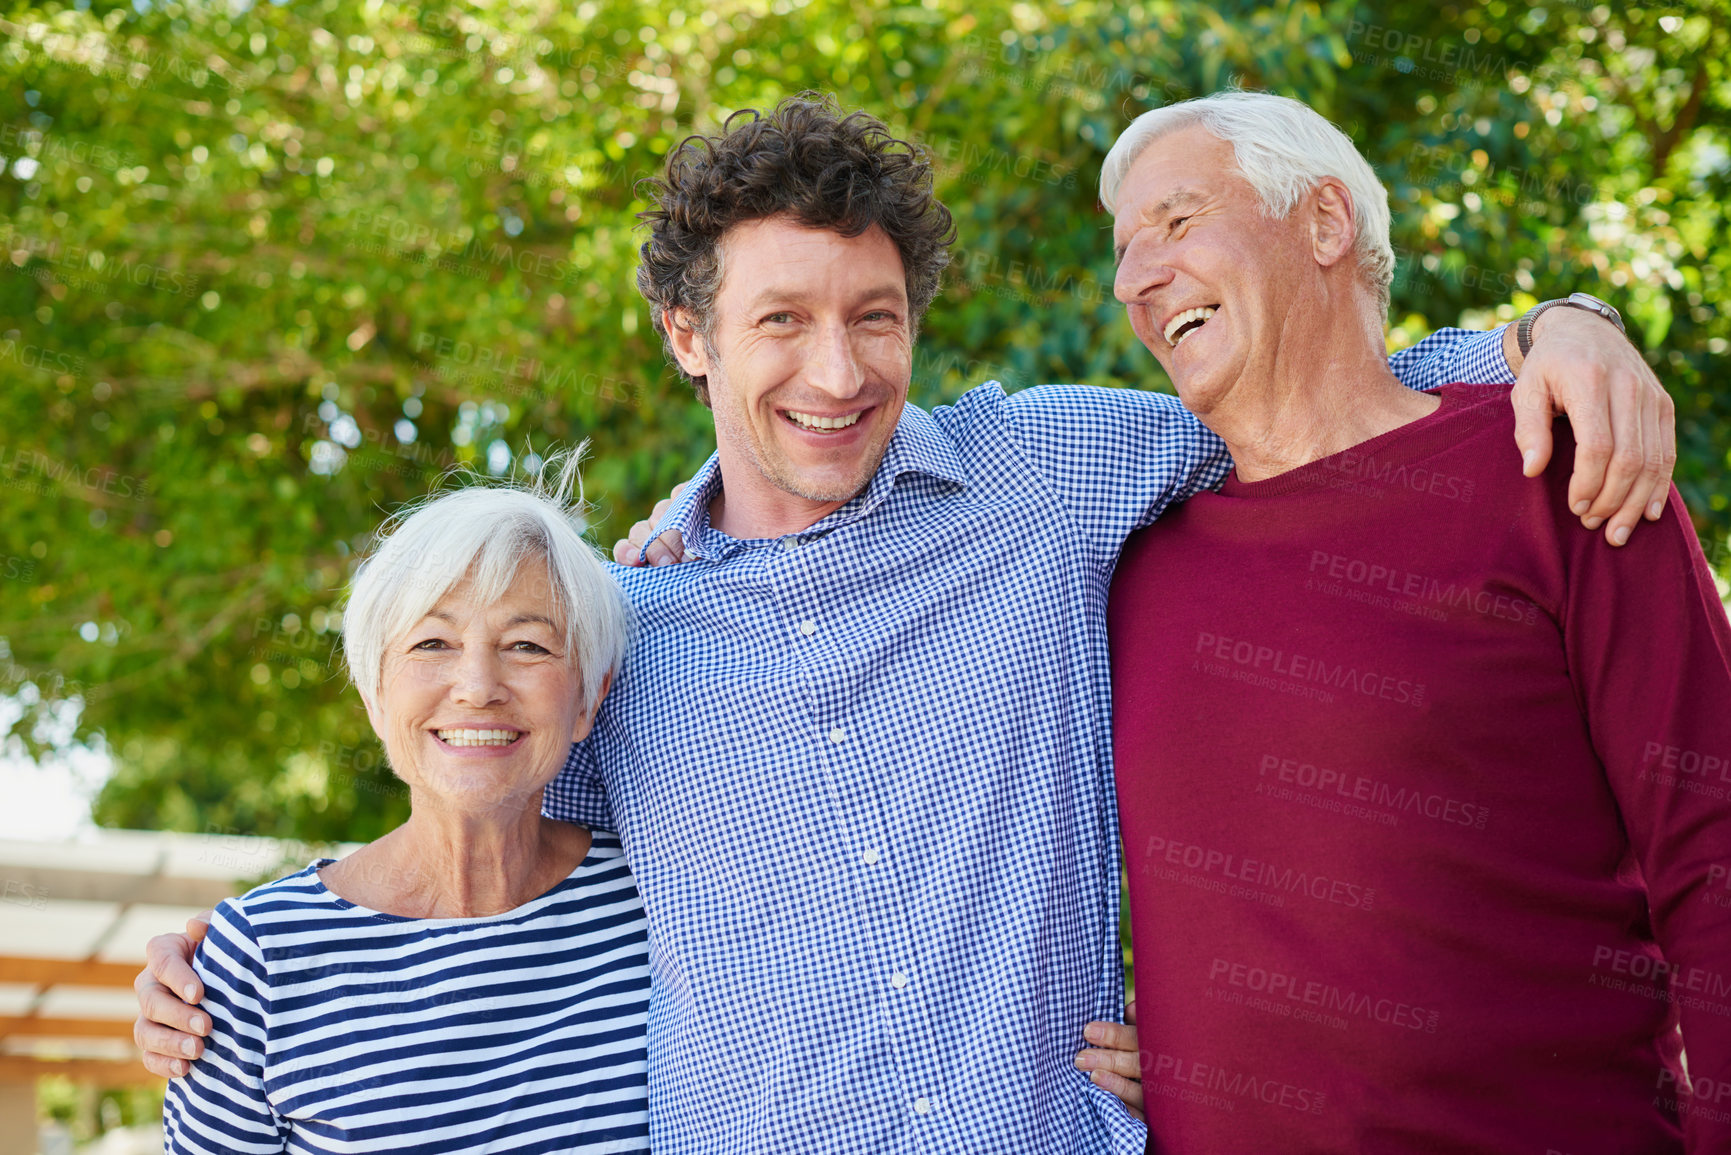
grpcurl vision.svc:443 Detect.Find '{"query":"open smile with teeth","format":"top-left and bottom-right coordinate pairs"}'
top-left (784, 410), bottom-right (863, 432)
top-left (1164, 306), bottom-right (1219, 348)
top-left (434, 728), bottom-right (524, 747)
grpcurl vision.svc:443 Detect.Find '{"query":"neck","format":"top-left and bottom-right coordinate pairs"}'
top-left (707, 436), bottom-right (865, 539)
top-left (709, 477), bottom-right (851, 540)
top-left (1198, 298), bottom-right (1438, 482)
top-left (328, 789), bottom-right (584, 917)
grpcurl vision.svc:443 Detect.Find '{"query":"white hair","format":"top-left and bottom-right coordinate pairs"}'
top-left (341, 447), bottom-right (629, 715)
top-left (1100, 91), bottom-right (1394, 309)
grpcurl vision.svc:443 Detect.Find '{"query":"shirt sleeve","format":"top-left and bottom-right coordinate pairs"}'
top-left (162, 902), bottom-right (287, 1154)
top-left (1556, 478), bottom-right (1731, 1151)
top-left (1001, 383), bottom-right (1232, 571)
top-left (1387, 325), bottom-right (1514, 390)
top-left (544, 736), bottom-right (616, 830)
top-left (999, 327), bottom-right (1510, 569)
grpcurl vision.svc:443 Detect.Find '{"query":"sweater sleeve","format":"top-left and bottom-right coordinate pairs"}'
top-left (1557, 474), bottom-right (1731, 1150)
top-left (162, 900), bottom-right (287, 1154)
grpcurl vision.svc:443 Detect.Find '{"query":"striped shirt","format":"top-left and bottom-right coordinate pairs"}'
top-left (163, 830), bottom-right (650, 1155)
top-left (547, 330), bottom-right (1514, 1154)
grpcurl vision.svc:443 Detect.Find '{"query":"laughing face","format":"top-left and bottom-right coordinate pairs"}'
top-left (1111, 124), bottom-right (1319, 416)
top-left (366, 559), bottom-right (599, 816)
top-left (667, 215), bottom-right (913, 532)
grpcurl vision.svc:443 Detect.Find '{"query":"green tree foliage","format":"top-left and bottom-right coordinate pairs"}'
top-left (0, 0), bottom-right (1725, 841)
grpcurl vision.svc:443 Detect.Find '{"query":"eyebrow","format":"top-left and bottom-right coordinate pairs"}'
top-left (740, 284), bottom-right (908, 312)
top-left (421, 610), bottom-right (558, 627)
top-left (1114, 187), bottom-right (1208, 264)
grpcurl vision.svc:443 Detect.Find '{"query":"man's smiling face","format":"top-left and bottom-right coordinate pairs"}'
top-left (1112, 124), bottom-right (1315, 416)
top-left (670, 215), bottom-right (912, 516)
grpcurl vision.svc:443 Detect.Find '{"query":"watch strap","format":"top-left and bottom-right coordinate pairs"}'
top-left (1516, 301), bottom-right (1562, 359)
top-left (1517, 295), bottom-right (1623, 358)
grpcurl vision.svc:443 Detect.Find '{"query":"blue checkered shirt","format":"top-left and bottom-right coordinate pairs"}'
top-left (547, 327), bottom-right (1512, 1153)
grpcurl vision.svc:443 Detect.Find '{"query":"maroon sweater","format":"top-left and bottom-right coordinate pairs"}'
top-left (1109, 384), bottom-right (1731, 1154)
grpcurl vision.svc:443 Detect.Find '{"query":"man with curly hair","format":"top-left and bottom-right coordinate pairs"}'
top-left (136, 93), bottom-right (1676, 1153)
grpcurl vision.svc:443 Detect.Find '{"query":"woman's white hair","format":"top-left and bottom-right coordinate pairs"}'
top-left (341, 446), bottom-right (630, 714)
top-left (1100, 91), bottom-right (1394, 310)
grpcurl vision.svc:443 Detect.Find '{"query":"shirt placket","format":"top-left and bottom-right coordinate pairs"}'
top-left (768, 525), bottom-right (961, 1151)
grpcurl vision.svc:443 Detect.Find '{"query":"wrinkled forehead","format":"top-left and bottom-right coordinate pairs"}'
top-left (409, 554), bottom-right (566, 632)
top-left (1111, 131), bottom-right (1252, 251)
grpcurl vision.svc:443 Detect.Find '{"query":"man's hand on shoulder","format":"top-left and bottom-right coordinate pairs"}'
top-left (1506, 307), bottom-right (1676, 547)
top-left (133, 913), bottom-right (212, 1078)
top-left (612, 482), bottom-right (687, 567)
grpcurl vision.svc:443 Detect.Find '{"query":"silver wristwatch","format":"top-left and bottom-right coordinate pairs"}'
top-left (1516, 292), bottom-right (1625, 357)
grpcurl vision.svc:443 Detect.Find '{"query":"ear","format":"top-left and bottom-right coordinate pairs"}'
top-left (570, 669), bottom-right (614, 743)
top-left (360, 691), bottom-right (387, 742)
top-left (1309, 177), bottom-right (1357, 271)
top-left (665, 308), bottom-right (712, 379)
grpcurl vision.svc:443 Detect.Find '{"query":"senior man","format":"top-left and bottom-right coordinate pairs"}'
top-left (1106, 92), bottom-right (1730, 1151)
top-left (137, 95), bottom-right (1676, 1153)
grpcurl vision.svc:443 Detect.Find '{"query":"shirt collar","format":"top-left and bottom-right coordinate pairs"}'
top-left (644, 402), bottom-right (967, 562)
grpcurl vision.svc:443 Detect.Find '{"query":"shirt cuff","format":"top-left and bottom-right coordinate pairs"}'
top-left (1459, 323), bottom-right (1516, 386)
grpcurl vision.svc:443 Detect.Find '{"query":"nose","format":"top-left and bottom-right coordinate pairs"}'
top-left (449, 645), bottom-right (508, 708)
top-left (1114, 233), bottom-right (1174, 306)
top-left (805, 321), bottom-right (866, 400)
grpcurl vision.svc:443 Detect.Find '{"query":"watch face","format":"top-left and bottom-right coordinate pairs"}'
top-left (1567, 292), bottom-right (1625, 331)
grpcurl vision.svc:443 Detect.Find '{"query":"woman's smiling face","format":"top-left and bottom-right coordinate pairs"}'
top-left (366, 557), bottom-right (599, 817)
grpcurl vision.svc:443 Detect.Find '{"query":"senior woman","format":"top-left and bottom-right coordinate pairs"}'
top-left (162, 457), bottom-right (649, 1153)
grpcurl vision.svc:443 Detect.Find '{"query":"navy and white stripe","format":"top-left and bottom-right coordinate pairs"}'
top-left (547, 330), bottom-right (1511, 1154)
top-left (163, 830), bottom-right (649, 1154)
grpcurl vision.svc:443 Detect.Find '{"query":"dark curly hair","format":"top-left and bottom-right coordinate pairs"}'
top-left (636, 93), bottom-right (956, 405)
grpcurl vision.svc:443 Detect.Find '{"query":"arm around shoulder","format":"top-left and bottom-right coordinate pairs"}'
top-left (1000, 383), bottom-right (1230, 566)
top-left (162, 903), bottom-right (286, 1154)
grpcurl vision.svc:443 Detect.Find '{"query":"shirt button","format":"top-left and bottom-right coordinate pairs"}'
top-left (890, 972), bottom-right (908, 989)
top-left (828, 727), bottom-right (845, 744)
top-left (862, 847), bottom-right (879, 865)
top-left (780, 536), bottom-right (799, 552)
top-left (914, 1098), bottom-right (932, 1115)
top-left (798, 620), bottom-right (816, 636)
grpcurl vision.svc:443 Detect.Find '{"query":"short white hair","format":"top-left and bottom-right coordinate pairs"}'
top-left (341, 447), bottom-right (629, 714)
top-left (1100, 91), bottom-right (1394, 310)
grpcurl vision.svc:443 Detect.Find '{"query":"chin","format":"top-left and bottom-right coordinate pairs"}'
top-left (771, 446), bottom-right (886, 503)
top-left (1171, 373), bottom-right (1227, 416)
top-left (782, 467), bottom-right (873, 504)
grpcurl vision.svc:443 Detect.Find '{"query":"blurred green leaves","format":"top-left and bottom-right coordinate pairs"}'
top-left (0, 0), bottom-right (1724, 840)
